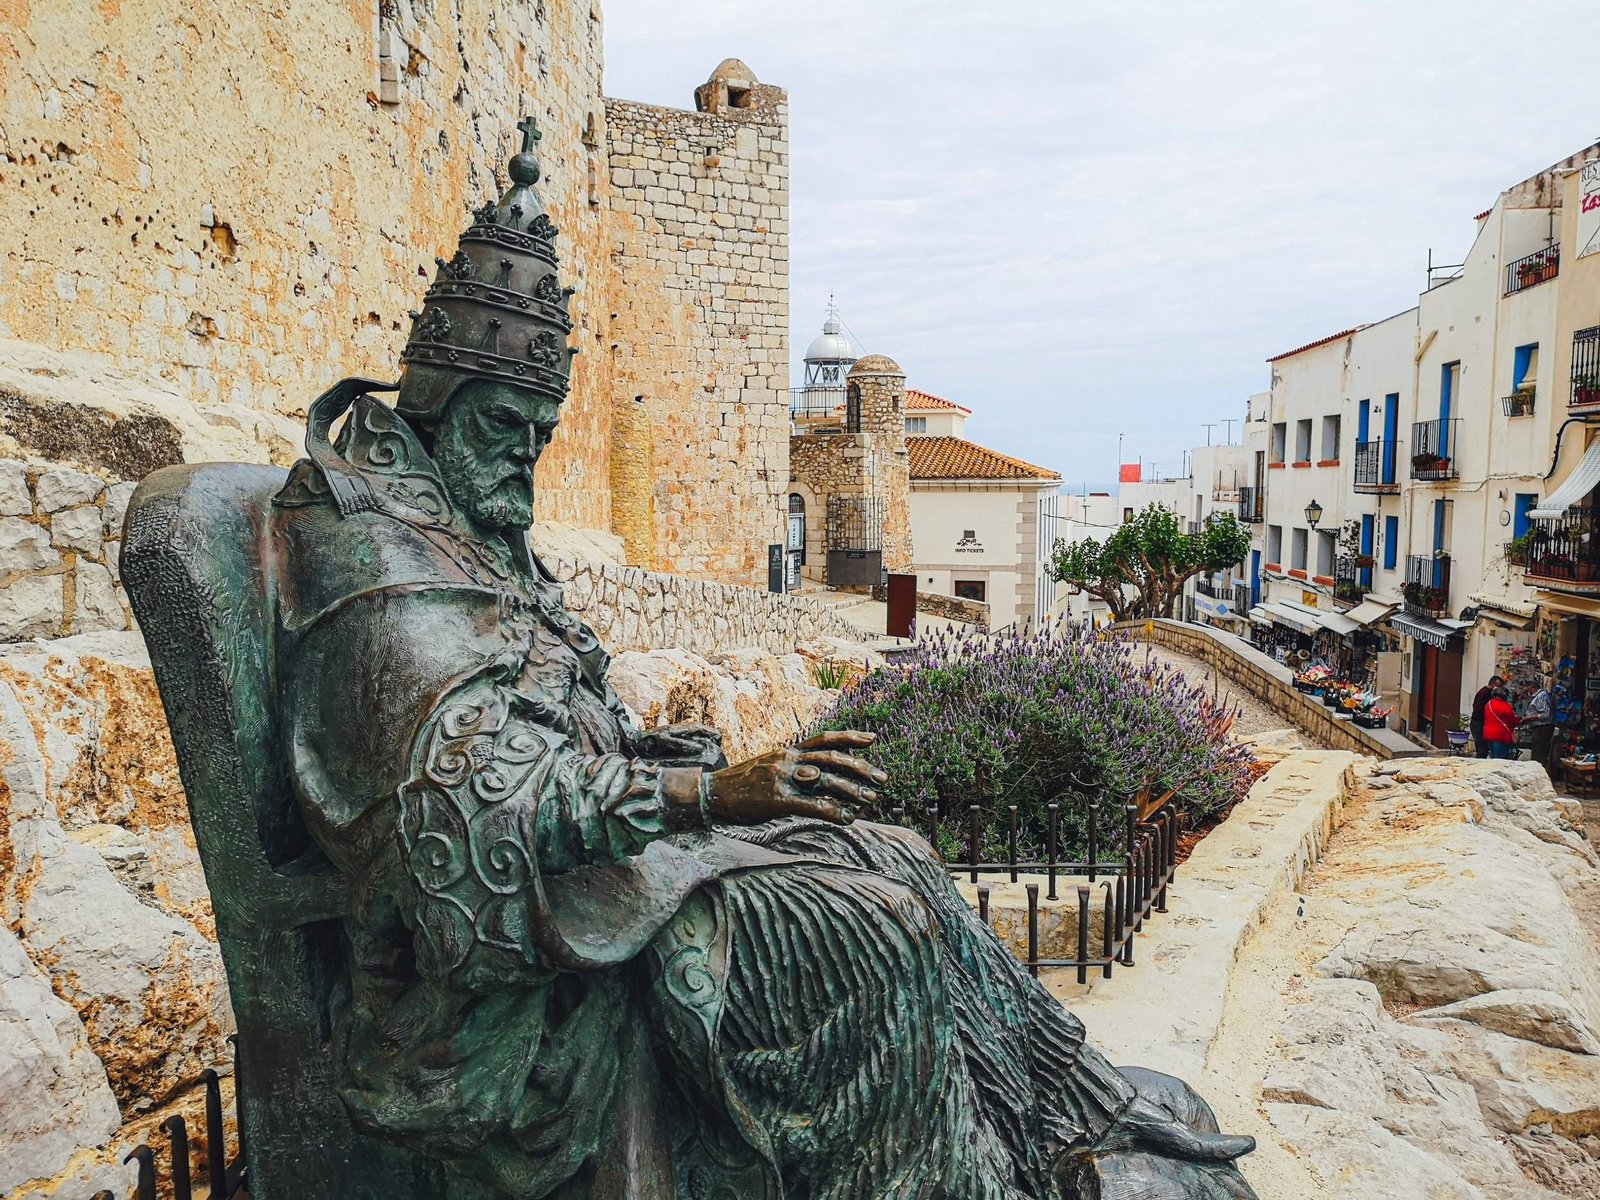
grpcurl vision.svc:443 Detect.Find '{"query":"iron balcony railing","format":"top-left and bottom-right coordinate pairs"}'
top-left (1501, 390), bottom-right (1536, 418)
top-left (1403, 553), bottom-right (1451, 618)
top-left (1573, 325), bottom-right (1600, 410)
top-left (1505, 243), bottom-right (1559, 296)
top-left (1194, 576), bottom-right (1226, 599)
top-left (1333, 554), bottom-right (1368, 609)
top-left (1233, 581), bottom-right (1252, 613)
top-left (789, 385), bottom-right (846, 419)
top-left (1353, 440), bottom-right (1399, 492)
top-left (1409, 419), bottom-right (1460, 482)
top-left (1510, 510), bottom-right (1600, 590)
top-left (1236, 485), bottom-right (1263, 522)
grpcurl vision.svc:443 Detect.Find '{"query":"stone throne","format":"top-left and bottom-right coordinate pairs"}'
top-left (120, 463), bottom-right (443, 1199)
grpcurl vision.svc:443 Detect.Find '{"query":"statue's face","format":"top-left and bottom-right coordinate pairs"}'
top-left (430, 380), bottom-right (561, 532)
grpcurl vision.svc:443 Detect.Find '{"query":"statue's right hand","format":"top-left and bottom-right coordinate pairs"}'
top-left (707, 730), bottom-right (887, 826)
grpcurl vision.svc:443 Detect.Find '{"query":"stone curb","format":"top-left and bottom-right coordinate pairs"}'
top-left (1051, 749), bottom-right (1358, 1082)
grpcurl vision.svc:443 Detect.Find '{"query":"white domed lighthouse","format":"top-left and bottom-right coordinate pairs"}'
top-left (793, 297), bottom-right (858, 421)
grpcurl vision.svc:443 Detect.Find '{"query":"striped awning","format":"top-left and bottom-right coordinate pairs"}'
top-left (1389, 611), bottom-right (1471, 648)
top-left (1529, 440), bottom-right (1600, 518)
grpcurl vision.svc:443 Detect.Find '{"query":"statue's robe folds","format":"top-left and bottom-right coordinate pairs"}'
top-left (269, 397), bottom-right (1254, 1200)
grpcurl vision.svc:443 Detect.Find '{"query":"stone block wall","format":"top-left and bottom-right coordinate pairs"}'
top-left (0, 459), bottom-right (133, 641)
top-left (915, 590), bottom-right (989, 629)
top-left (603, 65), bottom-right (790, 585)
top-left (548, 558), bottom-right (870, 657)
top-left (0, 0), bottom-right (617, 530)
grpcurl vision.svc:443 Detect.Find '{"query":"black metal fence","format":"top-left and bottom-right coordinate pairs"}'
top-left (1236, 486), bottom-right (1263, 522)
top-left (1353, 440), bottom-right (1399, 492)
top-left (89, 1061), bottom-right (245, 1200)
top-left (1502, 390), bottom-right (1536, 417)
top-left (1514, 510), bottom-right (1600, 586)
top-left (1505, 243), bottom-right (1559, 296)
top-left (887, 794), bottom-right (1182, 985)
top-left (1409, 419), bottom-right (1459, 481)
top-left (1573, 325), bottom-right (1600, 409)
top-left (1403, 553), bottom-right (1452, 617)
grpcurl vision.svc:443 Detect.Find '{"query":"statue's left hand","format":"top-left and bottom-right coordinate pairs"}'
top-left (632, 722), bottom-right (723, 766)
top-left (707, 730), bottom-right (887, 826)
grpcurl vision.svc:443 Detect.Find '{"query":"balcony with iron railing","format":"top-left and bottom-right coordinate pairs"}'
top-left (1403, 553), bottom-right (1451, 618)
top-left (1233, 580), bottom-right (1252, 613)
top-left (1333, 554), bottom-right (1370, 610)
top-left (1572, 326), bottom-right (1600, 411)
top-left (1505, 244), bottom-right (1559, 296)
top-left (1236, 485), bottom-right (1263, 522)
top-left (1409, 419), bottom-right (1460, 482)
top-left (1353, 440), bottom-right (1399, 493)
top-left (1501, 389), bottom-right (1536, 418)
top-left (1194, 576), bottom-right (1227, 600)
top-left (790, 385), bottom-right (847, 420)
top-left (1509, 508), bottom-right (1600, 593)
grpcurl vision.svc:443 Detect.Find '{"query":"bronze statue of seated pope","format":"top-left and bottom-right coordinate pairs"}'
top-left (121, 119), bottom-right (1258, 1200)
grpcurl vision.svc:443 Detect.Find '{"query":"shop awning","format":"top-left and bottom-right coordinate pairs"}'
top-left (1194, 593), bottom-right (1233, 619)
top-left (1344, 598), bottom-right (1399, 627)
top-left (1389, 611), bottom-right (1472, 648)
top-left (1529, 441), bottom-right (1600, 518)
top-left (1246, 605), bottom-right (1273, 626)
top-left (1468, 592), bottom-right (1537, 618)
top-left (1280, 600), bottom-right (1360, 637)
top-left (1258, 602), bottom-right (1320, 635)
top-left (1532, 590), bottom-right (1600, 620)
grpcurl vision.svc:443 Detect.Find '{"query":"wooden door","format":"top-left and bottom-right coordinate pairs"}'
top-left (1433, 646), bottom-right (1463, 747)
top-left (1420, 644), bottom-right (1438, 741)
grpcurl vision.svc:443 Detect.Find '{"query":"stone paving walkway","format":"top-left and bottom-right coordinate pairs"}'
top-left (1135, 641), bottom-right (1331, 748)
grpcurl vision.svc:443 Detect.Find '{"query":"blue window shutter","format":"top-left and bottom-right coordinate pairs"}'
top-left (1514, 493), bottom-right (1536, 539)
top-left (1382, 394), bottom-right (1399, 483)
top-left (1358, 399), bottom-right (1370, 444)
top-left (1384, 515), bottom-right (1399, 570)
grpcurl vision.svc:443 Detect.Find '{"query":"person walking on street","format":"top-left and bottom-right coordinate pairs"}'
top-left (1471, 674), bottom-right (1504, 759)
top-left (1483, 687), bottom-right (1520, 760)
top-left (1524, 683), bottom-right (1555, 768)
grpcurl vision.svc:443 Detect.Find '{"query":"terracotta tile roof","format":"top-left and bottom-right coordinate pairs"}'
top-left (905, 388), bottom-right (972, 414)
top-left (1266, 325), bottom-right (1369, 363)
top-left (907, 436), bottom-right (1061, 481)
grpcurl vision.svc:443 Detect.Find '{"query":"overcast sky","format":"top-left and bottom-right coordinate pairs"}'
top-left (602, 0), bottom-right (1599, 490)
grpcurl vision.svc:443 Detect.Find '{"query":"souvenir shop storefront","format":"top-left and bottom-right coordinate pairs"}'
top-left (1249, 598), bottom-right (1400, 685)
top-left (1524, 592), bottom-right (1600, 759)
top-left (1388, 610), bottom-right (1473, 748)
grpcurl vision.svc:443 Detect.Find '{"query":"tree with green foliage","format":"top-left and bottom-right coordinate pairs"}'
top-left (1050, 504), bottom-right (1252, 622)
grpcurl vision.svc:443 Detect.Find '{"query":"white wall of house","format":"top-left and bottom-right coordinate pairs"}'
top-left (905, 410), bottom-right (966, 437)
top-left (910, 481), bottom-right (1058, 628)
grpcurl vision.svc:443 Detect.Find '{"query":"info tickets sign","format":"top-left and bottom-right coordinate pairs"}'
top-left (1581, 161), bottom-right (1600, 259)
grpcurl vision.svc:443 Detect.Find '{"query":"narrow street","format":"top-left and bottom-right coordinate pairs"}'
top-left (1134, 641), bottom-right (1332, 748)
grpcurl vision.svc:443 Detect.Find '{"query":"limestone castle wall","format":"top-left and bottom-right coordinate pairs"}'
top-left (603, 65), bottom-right (790, 584)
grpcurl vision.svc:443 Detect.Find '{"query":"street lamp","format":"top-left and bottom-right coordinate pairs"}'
top-left (1305, 499), bottom-right (1324, 530)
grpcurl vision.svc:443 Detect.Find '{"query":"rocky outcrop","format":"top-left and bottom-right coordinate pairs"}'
top-left (606, 641), bottom-right (871, 765)
top-left (1259, 759), bottom-right (1600, 1198)
top-left (0, 632), bottom-right (231, 1194)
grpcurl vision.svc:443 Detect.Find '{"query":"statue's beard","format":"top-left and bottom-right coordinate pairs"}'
top-left (433, 436), bottom-right (534, 532)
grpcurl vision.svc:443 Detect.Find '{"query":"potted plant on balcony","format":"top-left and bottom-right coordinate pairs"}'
top-left (1575, 374), bottom-right (1600, 407)
top-left (1411, 449), bottom-right (1449, 474)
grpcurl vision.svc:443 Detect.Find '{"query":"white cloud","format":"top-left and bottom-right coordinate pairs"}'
top-left (602, 0), bottom-right (1600, 484)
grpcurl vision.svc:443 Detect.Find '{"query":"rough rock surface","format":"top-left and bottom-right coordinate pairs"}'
top-left (609, 642), bottom-right (868, 765)
top-left (0, 632), bottom-right (231, 1192)
top-left (1254, 759), bottom-right (1600, 1198)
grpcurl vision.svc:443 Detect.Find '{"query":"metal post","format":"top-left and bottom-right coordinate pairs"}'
top-left (1046, 803), bottom-right (1060, 900)
top-left (162, 1115), bottom-right (193, 1200)
top-left (203, 1068), bottom-right (226, 1199)
top-left (977, 884), bottom-right (990, 926)
top-left (1101, 882), bottom-right (1115, 978)
top-left (1026, 883), bottom-right (1040, 979)
top-left (125, 1146), bottom-right (158, 1200)
top-left (1076, 885), bottom-right (1091, 986)
top-left (968, 805), bottom-right (981, 884)
top-left (1007, 805), bottom-right (1019, 883)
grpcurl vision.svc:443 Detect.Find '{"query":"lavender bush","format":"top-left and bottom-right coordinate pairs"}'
top-left (813, 623), bottom-right (1255, 862)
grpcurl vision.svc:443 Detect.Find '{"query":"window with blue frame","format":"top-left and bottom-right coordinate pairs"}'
top-left (1514, 493), bottom-right (1537, 540)
top-left (1384, 515), bottom-right (1399, 570)
top-left (1512, 344), bottom-right (1538, 392)
top-left (1382, 393), bottom-right (1399, 483)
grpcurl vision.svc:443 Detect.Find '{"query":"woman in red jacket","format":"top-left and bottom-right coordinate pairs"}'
top-left (1482, 687), bottom-right (1519, 760)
